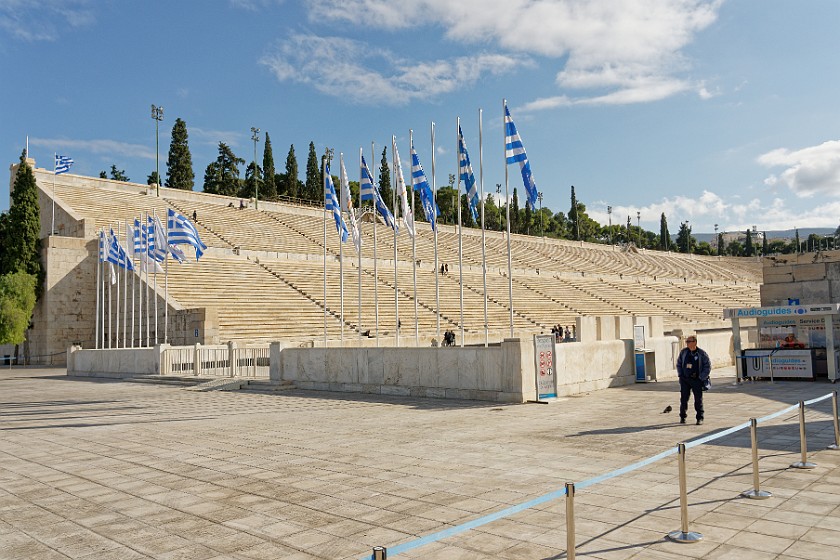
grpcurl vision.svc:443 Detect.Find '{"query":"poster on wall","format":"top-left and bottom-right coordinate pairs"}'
top-left (743, 348), bottom-right (813, 378)
top-left (533, 334), bottom-right (557, 401)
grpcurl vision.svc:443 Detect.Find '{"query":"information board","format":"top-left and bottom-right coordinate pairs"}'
top-left (534, 334), bottom-right (557, 400)
top-left (743, 348), bottom-right (813, 379)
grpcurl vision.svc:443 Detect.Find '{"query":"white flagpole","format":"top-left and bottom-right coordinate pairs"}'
top-left (122, 222), bottom-right (128, 348)
top-left (431, 122), bottom-right (440, 342)
top-left (51, 153), bottom-right (56, 236)
top-left (164, 212), bottom-right (169, 344)
top-left (108, 226), bottom-right (112, 349)
top-left (153, 211), bottom-right (159, 345)
top-left (372, 142), bottom-right (379, 346)
top-left (323, 157), bottom-right (328, 347)
top-left (503, 99), bottom-right (514, 338)
top-left (339, 153), bottom-right (345, 346)
top-left (95, 230), bottom-right (101, 349)
top-left (130, 221), bottom-right (135, 348)
top-left (145, 213), bottom-right (150, 347)
top-left (101, 229), bottom-right (106, 349)
top-left (479, 108), bottom-right (488, 347)
top-left (456, 117), bottom-right (464, 347)
top-left (116, 223), bottom-right (121, 348)
top-left (392, 135), bottom-right (400, 348)
top-left (410, 131), bottom-right (419, 347)
top-left (358, 148), bottom-right (364, 341)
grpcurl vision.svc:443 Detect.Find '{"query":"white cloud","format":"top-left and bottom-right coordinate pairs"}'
top-left (29, 137), bottom-right (155, 160)
top-left (260, 33), bottom-right (522, 105)
top-left (190, 128), bottom-right (245, 149)
top-left (757, 140), bottom-right (840, 198)
top-left (307, 0), bottom-right (724, 110)
top-left (0, 0), bottom-right (95, 42)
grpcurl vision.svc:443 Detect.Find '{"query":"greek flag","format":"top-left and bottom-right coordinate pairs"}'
top-left (107, 229), bottom-right (135, 271)
top-left (55, 154), bottom-right (74, 175)
top-left (458, 125), bottom-right (479, 222)
top-left (98, 229), bottom-right (107, 262)
top-left (167, 208), bottom-right (207, 260)
top-left (374, 187), bottom-right (398, 232)
top-left (147, 216), bottom-right (168, 263)
top-left (133, 218), bottom-right (147, 255)
top-left (393, 140), bottom-right (415, 238)
top-left (410, 141), bottom-right (439, 231)
top-left (340, 158), bottom-right (361, 253)
top-left (325, 163), bottom-right (349, 243)
top-left (360, 155), bottom-right (376, 201)
top-left (505, 103), bottom-right (538, 210)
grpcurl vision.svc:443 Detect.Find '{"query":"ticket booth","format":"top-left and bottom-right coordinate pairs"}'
top-left (724, 303), bottom-right (840, 382)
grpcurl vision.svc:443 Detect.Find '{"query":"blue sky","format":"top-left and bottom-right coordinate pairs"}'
top-left (2, 0), bottom-right (838, 235)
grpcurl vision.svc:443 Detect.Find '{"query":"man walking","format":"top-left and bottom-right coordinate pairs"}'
top-left (677, 335), bottom-right (711, 425)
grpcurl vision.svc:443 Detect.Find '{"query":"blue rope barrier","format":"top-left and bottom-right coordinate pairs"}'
top-left (362, 391), bottom-right (835, 558)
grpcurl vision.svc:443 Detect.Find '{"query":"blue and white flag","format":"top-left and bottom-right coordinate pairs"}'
top-left (98, 229), bottom-right (107, 262)
top-left (55, 154), bottom-right (74, 175)
top-left (133, 218), bottom-right (147, 256)
top-left (360, 154), bottom-right (376, 202)
top-left (458, 125), bottom-right (479, 222)
top-left (107, 229), bottom-right (135, 271)
top-left (393, 139), bottom-right (415, 238)
top-left (505, 103), bottom-right (538, 211)
top-left (167, 208), bottom-right (207, 260)
top-left (147, 216), bottom-right (168, 263)
top-left (374, 187), bottom-right (398, 232)
top-left (325, 163), bottom-right (349, 243)
top-left (340, 158), bottom-right (361, 252)
top-left (410, 141), bottom-right (439, 231)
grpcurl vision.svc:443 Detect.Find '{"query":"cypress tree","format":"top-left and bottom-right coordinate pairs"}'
top-left (283, 144), bottom-right (299, 198)
top-left (745, 229), bottom-right (754, 257)
top-left (165, 118), bottom-right (195, 190)
top-left (569, 185), bottom-right (579, 240)
top-left (378, 147), bottom-right (393, 209)
top-left (304, 141), bottom-right (320, 202)
top-left (762, 231), bottom-right (768, 255)
top-left (511, 188), bottom-right (520, 234)
top-left (717, 232), bottom-right (725, 255)
top-left (4, 151), bottom-right (42, 283)
top-left (261, 132), bottom-right (277, 200)
top-left (659, 212), bottom-right (670, 250)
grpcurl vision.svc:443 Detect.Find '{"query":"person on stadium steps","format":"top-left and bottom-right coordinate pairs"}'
top-left (676, 335), bottom-right (711, 425)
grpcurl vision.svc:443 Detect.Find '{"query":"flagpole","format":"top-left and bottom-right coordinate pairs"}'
top-left (410, 130), bottom-right (419, 347)
top-left (108, 226), bottom-right (113, 349)
top-left (101, 229), bottom-right (106, 349)
top-left (164, 213), bottom-right (169, 345)
top-left (431, 121), bottom-right (440, 342)
top-left (51, 153), bottom-right (56, 236)
top-left (130, 221), bottom-right (135, 348)
top-left (479, 108), bottom-right (488, 347)
top-left (358, 148), bottom-right (364, 342)
top-left (144, 214), bottom-right (149, 347)
top-left (122, 222), bottom-right (128, 348)
top-left (456, 118), bottom-right (464, 348)
top-left (372, 142), bottom-right (379, 347)
top-left (153, 211), bottom-right (159, 345)
top-left (339, 154), bottom-right (345, 346)
top-left (95, 230), bottom-right (101, 349)
top-left (503, 99), bottom-right (514, 338)
top-left (323, 157), bottom-right (328, 348)
top-left (392, 136), bottom-right (400, 348)
top-left (116, 224), bottom-right (122, 348)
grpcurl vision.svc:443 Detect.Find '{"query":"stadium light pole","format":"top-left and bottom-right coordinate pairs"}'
top-left (637, 211), bottom-right (641, 247)
top-left (607, 205), bottom-right (612, 245)
top-left (496, 183), bottom-right (502, 230)
top-left (151, 105), bottom-right (164, 197)
top-left (714, 223), bottom-right (719, 255)
top-left (251, 127), bottom-right (260, 209)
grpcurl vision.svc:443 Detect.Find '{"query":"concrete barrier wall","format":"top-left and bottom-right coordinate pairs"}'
top-left (68, 346), bottom-right (161, 376)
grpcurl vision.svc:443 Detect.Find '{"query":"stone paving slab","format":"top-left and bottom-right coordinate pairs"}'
top-left (1, 366), bottom-right (839, 559)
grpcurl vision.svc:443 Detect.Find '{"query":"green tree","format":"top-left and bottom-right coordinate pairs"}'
top-left (795, 229), bottom-right (801, 253)
top-left (3, 152), bottom-right (42, 282)
top-left (659, 213), bottom-right (670, 250)
top-left (109, 165), bottom-right (129, 182)
top-left (282, 144), bottom-right (299, 198)
top-left (745, 229), bottom-right (754, 257)
top-left (304, 141), bottom-right (320, 202)
top-left (261, 132), bottom-right (277, 200)
top-left (378, 147), bottom-right (393, 209)
top-left (762, 231), bottom-right (768, 255)
top-left (436, 185), bottom-right (457, 225)
top-left (203, 142), bottom-right (244, 197)
top-left (0, 212), bottom-right (8, 271)
top-left (483, 194), bottom-right (499, 231)
top-left (99, 171), bottom-right (107, 179)
top-left (0, 271), bottom-right (37, 345)
top-left (147, 171), bottom-right (159, 186)
top-left (572, 202), bottom-right (599, 241)
top-left (717, 232), bottom-right (725, 255)
top-left (461, 193), bottom-right (475, 228)
top-left (727, 239), bottom-right (744, 256)
top-left (240, 161), bottom-right (263, 199)
top-left (676, 222), bottom-right (694, 253)
top-left (511, 188), bottom-right (520, 234)
top-left (523, 204), bottom-right (532, 235)
top-left (165, 118), bottom-right (194, 190)
top-left (569, 185), bottom-right (579, 240)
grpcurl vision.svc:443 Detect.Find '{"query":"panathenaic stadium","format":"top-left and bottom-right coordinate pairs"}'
top-left (15, 158), bottom-right (760, 371)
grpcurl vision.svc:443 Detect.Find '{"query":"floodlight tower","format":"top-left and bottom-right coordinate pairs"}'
top-left (151, 105), bottom-right (164, 197)
top-left (251, 127), bottom-right (260, 209)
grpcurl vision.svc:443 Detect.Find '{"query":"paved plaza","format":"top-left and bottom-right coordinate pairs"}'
top-left (1, 366), bottom-right (839, 559)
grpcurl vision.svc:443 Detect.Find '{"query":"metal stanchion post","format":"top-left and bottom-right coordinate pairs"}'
top-left (828, 391), bottom-right (839, 450)
top-left (791, 400), bottom-right (817, 469)
top-left (667, 443), bottom-right (703, 543)
top-left (565, 482), bottom-right (575, 560)
top-left (742, 418), bottom-right (772, 499)
top-left (372, 545), bottom-right (387, 559)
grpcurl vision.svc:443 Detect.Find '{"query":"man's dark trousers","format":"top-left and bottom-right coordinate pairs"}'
top-left (679, 377), bottom-right (704, 422)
